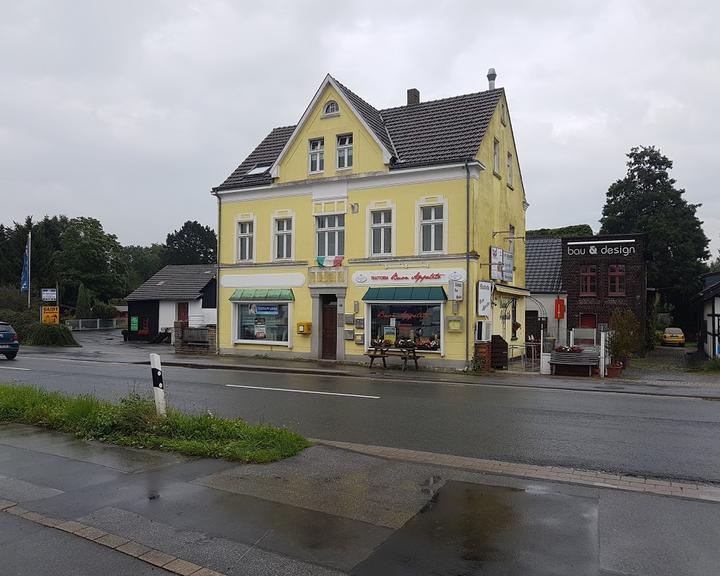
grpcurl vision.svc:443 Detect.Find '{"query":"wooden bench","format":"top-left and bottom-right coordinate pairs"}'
top-left (550, 351), bottom-right (600, 376)
top-left (366, 347), bottom-right (425, 371)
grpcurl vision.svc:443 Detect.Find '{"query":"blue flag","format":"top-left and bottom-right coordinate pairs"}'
top-left (20, 237), bottom-right (29, 294)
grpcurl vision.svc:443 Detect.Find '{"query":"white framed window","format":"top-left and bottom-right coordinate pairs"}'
top-left (274, 217), bottom-right (293, 260)
top-left (316, 214), bottom-right (345, 257)
top-left (420, 205), bottom-right (444, 253)
top-left (507, 152), bottom-right (513, 187)
top-left (336, 134), bottom-right (353, 170)
top-left (370, 209), bottom-right (392, 255)
top-left (493, 139), bottom-right (500, 176)
top-left (323, 100), bottom-right (339, 116)
top-left (237, 220), bottom-right (254, 262)
top-left (309, 138), bottom-right (324, 173)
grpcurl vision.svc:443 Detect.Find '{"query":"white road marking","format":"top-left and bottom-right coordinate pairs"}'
top-left (226, 383), bottom-right (379, 399)
top-left (0, 366), bottom-right (30, 371)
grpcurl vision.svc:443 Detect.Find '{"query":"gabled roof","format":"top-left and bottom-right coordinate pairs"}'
top-left (525, 238), bottom-right (563, 294)
top-left (213, 76), bottom-right (504, 192)
top-left (696, 279), bottom-right (720, 302)
top-left (126, 265), bottom-right (216, 302)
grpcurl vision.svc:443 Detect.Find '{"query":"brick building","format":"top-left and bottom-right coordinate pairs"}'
top-left (561, 234), bottom-right (647, 340)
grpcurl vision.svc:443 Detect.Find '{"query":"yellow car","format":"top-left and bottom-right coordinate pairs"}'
top-left (662, 327), bottom-right (685, 347)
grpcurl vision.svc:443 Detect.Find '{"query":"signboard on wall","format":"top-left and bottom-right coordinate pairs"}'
top-left (490, 247), bottom-right (504, 281)
top-left (554, 298), bottom-right (565, 320)
top-left (130, 316), bottom-right (139, 331)
top-left (502, 250), bottom-right (514, 283)
top-left (565, 239), bottom-right (637, 258)
top-left (352, 268), bottom-right (466, 286)
top-left (449, 280), bottom-right (464, 301)
top-left (477, 281), bottom-right (493, 318)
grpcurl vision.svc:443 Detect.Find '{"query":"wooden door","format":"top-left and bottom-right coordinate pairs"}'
top-left (579, 314), bottom-right (597, 329)
top-left (321, 296), bottom-right (337, 360)
top-left (177, 302), bottom-right (189, 322)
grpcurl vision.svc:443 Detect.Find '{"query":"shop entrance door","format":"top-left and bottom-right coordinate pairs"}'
top-left (321, 295), bottom-right (337, 360)
top-left (177, 302), bottom-right (189, 322)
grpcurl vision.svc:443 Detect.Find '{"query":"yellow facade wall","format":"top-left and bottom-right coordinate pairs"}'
top-left (275, 84), bottom-right (387, 184)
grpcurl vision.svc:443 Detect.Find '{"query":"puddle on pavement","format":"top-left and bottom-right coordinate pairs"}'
top-left (352, 481), bottom-right (598, 576)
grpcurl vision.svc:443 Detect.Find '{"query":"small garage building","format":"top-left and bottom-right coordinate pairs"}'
top-left (126, 265), bottom-right (216, 342)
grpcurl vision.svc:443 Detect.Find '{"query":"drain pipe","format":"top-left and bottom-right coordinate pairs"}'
top-left (212, 189), bottom-right (221, 356)
top-left (465, 159), bottom-right (471, 370)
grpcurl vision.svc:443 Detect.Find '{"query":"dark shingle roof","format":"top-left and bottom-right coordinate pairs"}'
top-left (215, 126), bottom-right (295, 191)
top-left (381, 89), bottom-right (503, 169)
top-left (126, 265), bottom-right (215, 302)
top-left (213, 78), bottom-right (504, 191)
top-left (525, 238), bottom-right (563, 294)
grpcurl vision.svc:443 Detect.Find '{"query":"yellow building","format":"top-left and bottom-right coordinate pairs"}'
top-left (212, 71), bottom-right (528, 369)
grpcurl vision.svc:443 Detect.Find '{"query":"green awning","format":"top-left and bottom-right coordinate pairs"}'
top-left (229, 288), bottom-right (294, 302)
top-left (362, 287), bottom-right (447, 301)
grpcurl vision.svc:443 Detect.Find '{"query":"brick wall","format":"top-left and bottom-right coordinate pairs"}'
top-left (562, 234), bottom-right (647, 340)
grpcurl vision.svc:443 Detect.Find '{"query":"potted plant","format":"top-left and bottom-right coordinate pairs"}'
top-left (608, 309), bottom-right (642, 372)
top-left (606, 362), bottom-right (623, 378)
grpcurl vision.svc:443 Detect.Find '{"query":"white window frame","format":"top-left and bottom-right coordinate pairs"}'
top-left (233, 301), bottom-right (293, 348)
top-left (507, 151), bottom-right (514, 188)
top-left (273, 216), bottom-right (294, 261)
top-left (493, 139), bottom-right (501, 176)
top-left (336, 133), bottom-right (353, 170)
top-left (369, 208), bottom-right (393, 256)
top-left (316, 213), bottom-right (345, 258)
top-left (322, 100), bottom-right (339, 117)
top-left (417, 201), bottom-right (447, 255)
top-left (308, 138), bottom-right (324, 174)
top-left (236, 218), bottom-right (255, 263)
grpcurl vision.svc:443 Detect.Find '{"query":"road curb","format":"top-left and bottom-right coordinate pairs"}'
top-left (135, 360), bottom-right (354, 377)
top-left (0, 503), bottom-right (225, 576)
top-left (312, 439), bottom-right (720, 503)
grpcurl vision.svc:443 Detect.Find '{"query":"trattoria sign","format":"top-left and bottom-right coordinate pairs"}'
top-left (353, 268), bottom-right (466, 286)
top-left (566, 239), bottom-right (636, 258)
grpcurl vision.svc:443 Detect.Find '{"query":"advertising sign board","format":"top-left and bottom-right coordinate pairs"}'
top-left (41, 288), bottom-right (57, 302)
top-left (41, 306), bottom-right (60, 325)
top-left (490, 247), bottom-right (504, 281)
top-left (502, 250), bottom-right (514, 283)
top-left (477, 281), bottom-right (493, 318)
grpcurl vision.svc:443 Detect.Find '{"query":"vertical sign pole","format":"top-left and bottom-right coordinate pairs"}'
top-left (149, 353), bottom-right (167, 417)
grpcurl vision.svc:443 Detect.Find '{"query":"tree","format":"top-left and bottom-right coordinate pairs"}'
top-left (164, 221), bottom-right (216, 265)
top-left (600, 146), bottom-right (709, 330)
top-left (526, 224), bottom-right (594, 238)
top-left (75, 283), bottom-right (93, 318)
top-left (123, 244), bottom-right (167, 292)
top-left (57, 217), bottom-right (128, 303)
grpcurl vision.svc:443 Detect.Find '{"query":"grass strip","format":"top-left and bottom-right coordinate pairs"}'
top-left (0, 384), bottom-right (309, 463)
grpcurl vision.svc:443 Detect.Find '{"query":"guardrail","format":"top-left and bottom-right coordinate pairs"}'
top-left (65, 318), bottom-right (127, 331)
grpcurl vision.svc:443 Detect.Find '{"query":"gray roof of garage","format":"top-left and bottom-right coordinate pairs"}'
top-left (126, 265), bottom-right (215, 302)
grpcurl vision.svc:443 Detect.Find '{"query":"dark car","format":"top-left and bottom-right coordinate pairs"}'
top-left (0, 322), bottom-right (19, 359)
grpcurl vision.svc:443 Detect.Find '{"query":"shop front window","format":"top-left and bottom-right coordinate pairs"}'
top-left (369, 303), bottom-right (442, 351)
top-left (236, 303), bottom-right (289, 343)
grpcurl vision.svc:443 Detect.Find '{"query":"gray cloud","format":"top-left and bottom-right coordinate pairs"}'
top-left (1, 0), bottom-right (717, 257)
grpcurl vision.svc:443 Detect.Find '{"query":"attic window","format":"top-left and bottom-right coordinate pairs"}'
top-left (322, 100), bottom-right (339, 116)
top-left (246, 163), bottom-right (272, 176)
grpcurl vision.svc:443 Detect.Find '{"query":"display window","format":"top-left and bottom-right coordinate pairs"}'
top-left (369, 303), bottom-right (442, 351)
top-left (235, 303), bottom-right (289, 344)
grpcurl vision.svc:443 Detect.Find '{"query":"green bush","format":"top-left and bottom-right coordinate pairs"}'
top-left (91, 302), bottom-right (118, 319)
top-left (0, 385), bottom-right (308, 463)
top-left (0, 308), bottom-right (37, 341)
top-left (609, 309), bottom-right (642, 365)
top-left (24, 324), bottom-right (79, 346)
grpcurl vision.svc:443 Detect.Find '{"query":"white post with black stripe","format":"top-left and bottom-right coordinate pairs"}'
top-left (149, 353), bottom-right (167, 417)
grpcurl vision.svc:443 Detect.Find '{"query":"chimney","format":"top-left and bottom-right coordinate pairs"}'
top-left (407, 88), bottom-right (420, 105)
top-left (487, 68), bottom-right (497, 90)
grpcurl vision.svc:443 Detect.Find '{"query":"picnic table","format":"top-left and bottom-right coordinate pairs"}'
top-left (365, 346), bottom-right (425, 371)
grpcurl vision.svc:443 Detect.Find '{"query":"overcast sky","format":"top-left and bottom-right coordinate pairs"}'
top-left (1, 0), bottom-right (718, 258)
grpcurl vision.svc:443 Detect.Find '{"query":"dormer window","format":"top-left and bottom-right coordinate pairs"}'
top-left (322, 100), bottom-right (339, 116)
top-left (246, 163), bottom-right (272, 176)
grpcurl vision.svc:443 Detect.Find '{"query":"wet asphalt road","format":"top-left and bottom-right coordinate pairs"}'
top-left (2, 354), bottom-right (720, 483)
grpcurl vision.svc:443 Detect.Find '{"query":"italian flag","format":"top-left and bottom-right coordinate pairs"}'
top-left (316, 256), bottom-right (344, 268)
